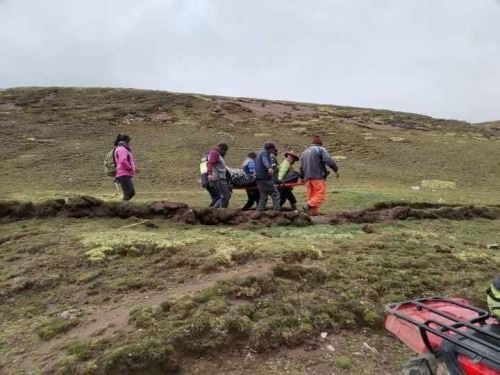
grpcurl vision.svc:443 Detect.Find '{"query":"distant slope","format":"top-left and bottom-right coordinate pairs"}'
top-left (474, 120), bottom-right (500, 126)
top-left (1, 87), bottom-right (499, 205)
top-left (472, 120), bottom-right (500, 137)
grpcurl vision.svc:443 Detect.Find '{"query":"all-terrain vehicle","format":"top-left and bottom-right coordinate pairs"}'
top-left (385, 297), bottom-right (499, 374)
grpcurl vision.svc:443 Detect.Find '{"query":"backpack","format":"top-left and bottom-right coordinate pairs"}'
top-left (200, 153), bottom-right (209, 188)
top-left (200, 154), bottom-right (208, 175)
top-left (104, 147), bottom-right (116, 177)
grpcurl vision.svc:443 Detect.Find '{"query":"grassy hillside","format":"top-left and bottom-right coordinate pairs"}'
top-left (0, 88), bottom-right (499, 374)
top-left (1, 87), bottom-right (499, 208)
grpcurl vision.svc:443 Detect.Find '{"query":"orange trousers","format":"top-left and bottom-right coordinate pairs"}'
top-left (305, 179), bottom-right (327, 215)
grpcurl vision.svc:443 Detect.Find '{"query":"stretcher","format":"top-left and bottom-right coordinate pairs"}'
top-left (232, 182), bottom-right (305, 190)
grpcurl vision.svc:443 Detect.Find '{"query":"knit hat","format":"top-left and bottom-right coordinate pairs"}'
top-left (311, 135), bottom-right (322, 145)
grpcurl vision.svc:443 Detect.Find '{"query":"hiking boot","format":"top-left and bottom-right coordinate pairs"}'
top-left (290, 204), bottom-right (297, 211)
top-left (302, 205), bottom-right (312, 215)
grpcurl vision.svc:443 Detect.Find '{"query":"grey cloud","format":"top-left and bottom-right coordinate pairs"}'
top-left (0, 0), bottom-right (499, 122)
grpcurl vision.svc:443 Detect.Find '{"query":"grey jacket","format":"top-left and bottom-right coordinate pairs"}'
top-left (299, 145), bottom-right (338, 181)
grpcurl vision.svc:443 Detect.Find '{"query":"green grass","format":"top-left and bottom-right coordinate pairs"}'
top-left (1, 87), bottom-right (499, 208)
top-left (1, 87), bottom-right (499, 374)
top-left (35, 317), bottom-right (80, 340)
top-left (0, 217), bottom-right (498, 373)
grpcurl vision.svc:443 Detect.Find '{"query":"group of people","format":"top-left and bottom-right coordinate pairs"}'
top-left (200, 135), bottom-right (339, 215)
top-left (107, 134), bottom-right (340, 216)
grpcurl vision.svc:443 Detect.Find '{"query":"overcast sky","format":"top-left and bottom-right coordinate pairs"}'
top-left (1, 0), bottom-right (499, 122)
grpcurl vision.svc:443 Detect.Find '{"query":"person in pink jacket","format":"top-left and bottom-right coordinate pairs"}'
top-left (113, 134), bottom-right (136, 201)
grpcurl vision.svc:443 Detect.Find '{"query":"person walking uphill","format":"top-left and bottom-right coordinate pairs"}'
top-left (300, 136), bottom-right (339, 216)
top-left (207, 143), bottom-right (231, 208)
top-left (114, 134), bottom-right (137, 201)
top-left (278, 150), bottom-right (300, 210)
top-left (255, 142), bottom-right (281, 211)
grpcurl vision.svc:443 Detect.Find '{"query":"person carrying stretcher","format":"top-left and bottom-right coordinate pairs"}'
top-left (278, 150), bottom-right (300, 210)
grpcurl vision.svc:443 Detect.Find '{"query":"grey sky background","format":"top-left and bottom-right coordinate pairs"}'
top-left (1, 0), bottom-right (499, 123)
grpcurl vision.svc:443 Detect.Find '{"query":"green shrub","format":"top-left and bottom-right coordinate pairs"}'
top-left (129, 306), bottom-right (162, 329)
top-left (335, 356), bottom-right (353, 369)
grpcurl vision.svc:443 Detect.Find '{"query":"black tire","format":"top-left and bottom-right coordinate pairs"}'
top-left (402, 355), bottom-right (445, 375)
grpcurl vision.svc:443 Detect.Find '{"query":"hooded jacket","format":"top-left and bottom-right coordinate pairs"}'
top-left (115, 143), bottom-right (135, 178)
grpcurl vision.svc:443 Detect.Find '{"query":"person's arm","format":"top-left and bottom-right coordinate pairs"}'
top-left (271, 155), bottom-right (278, 169)
top-left (321, 148), bottom-right (338, 173)
top-left (299, 155), bottom-right (304, 179)
top-left (278, 160), bottom-right (289, 181)
top-left (116, 147), bottom-right (133, 171)
top-left (262, 154), bottom-right (271, 169)
top-left (206, 150), bottom-right (218, 177)
top-left (262, 154), bottom-right (273, 175)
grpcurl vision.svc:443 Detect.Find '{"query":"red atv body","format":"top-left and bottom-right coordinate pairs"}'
top-left (385, 297), bottom-right (500, 375)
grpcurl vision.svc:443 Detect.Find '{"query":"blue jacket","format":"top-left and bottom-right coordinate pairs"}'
top-left (255, 149), bottom-right (272, 180)
top-left (242, 157), bottom-right (256, 175)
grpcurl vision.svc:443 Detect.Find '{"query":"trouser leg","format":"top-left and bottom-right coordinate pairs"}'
top-left (242, 189), bottom-right (256, 211)
top-left (258, 180), bottom-right (280, 211)
top-left (306, 181), bottom-right (314, 208)
top-left (270, 186), bottom-right (281, 211)
top-left (207, 185), bottom-right (220, 207)
top-left (213, 180), bottom-right (230, 208)
top-left (253, 190), bottom-right (260, 207)
top-left (279, 188), bottom-right (296, 208)
top-left (257, 181), bottom-right (270, 210)
top-left (307, 180), bottom-right (326, 215)
top-left (117, 176), bottom-right (135, 201)
top-left (279, 188), bottom-right (287, 206)
top-left (287, 189), bottom-right (297, 209)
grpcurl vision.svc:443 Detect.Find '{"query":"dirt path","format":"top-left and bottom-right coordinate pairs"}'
top-left (19, 261), bottom-right (274, 373)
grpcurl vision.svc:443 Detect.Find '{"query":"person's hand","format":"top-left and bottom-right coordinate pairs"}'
top-left (135, 168), bottom-right (140, 174)
top-left (268, 168), bottom-right (273, 176)
top-left (277, 180), bottom-right (284, 187)
top-left (208, 174), bottom-right (215, 182)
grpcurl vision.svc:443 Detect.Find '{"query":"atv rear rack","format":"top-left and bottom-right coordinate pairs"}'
top-left (386, 297), bottom-right (500, 368)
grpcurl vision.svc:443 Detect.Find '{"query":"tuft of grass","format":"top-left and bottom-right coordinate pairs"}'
top-left (230, 247), bottom-right (258, 264)
top-left (129, 306), bottom-right (162, 329)
top-left (65, 341), bottom-right (93, 361)
top-left (200, 244), bottom-right (236, 272)
top-left (335, 355), bottom-right (354, 369)
top-left (101, 338), bottom-right (178, 374)
top-left (272, 264), bottom-right (330, 284)
top-left (80, 230), bottom-right (198, 261)
top-left (35, 317), bottom-right (80, 340)
top-left (281, 247), bottom-right (323, 263)
top-left (201, 254), bottom-right (232, 272)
